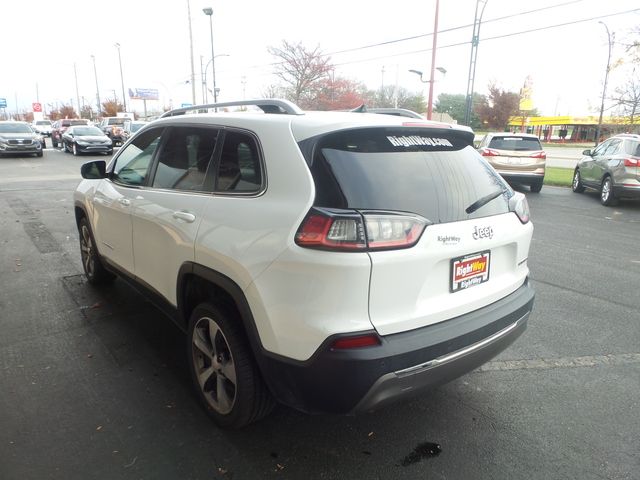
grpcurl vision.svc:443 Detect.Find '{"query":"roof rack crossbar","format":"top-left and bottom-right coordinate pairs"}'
top-left (161, 99), bottom-right (304, 118)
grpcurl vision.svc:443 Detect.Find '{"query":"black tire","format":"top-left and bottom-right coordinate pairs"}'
top-left (72, 143), bottom-right (79, 156)
top-left (36, 151), bottom-right (43, 158)
top-left (600, 176), bottom-right (618, 206)
top-left (78, 217), bottom-right (115, 285)
top-left (530, 179), bottom-right (543, 193)
top-left (187, 303), bottom-right (275, 428)
top-left (52, 137), bottom-right (58, 148)
top-left (572, 169), bottom-right (585, 193)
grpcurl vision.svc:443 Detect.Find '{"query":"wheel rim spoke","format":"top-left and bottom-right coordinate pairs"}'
top-left (216, 375), bottom-right (233, 413)
top-left (198, 365), bottom-right (216, 389)
top-left (220, 360), bottom-right (237, 386)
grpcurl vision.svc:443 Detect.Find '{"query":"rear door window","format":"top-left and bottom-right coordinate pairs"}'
top-left (306, 127), bottom-right (511, 224)
top-left (488, 136), bottom-right (542, 151)
top-left (215, 130), bottom-right (263, 193)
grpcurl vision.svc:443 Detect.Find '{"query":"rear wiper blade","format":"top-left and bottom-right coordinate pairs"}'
top-left (465, 189), bottom-right (505, 214)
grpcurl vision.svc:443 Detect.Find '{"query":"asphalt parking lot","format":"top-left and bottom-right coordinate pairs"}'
top-left (1, 149), bottom-right (639, 479)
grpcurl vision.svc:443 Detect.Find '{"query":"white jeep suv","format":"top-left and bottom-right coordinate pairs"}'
top-left (74, 99), bottom-right (535, 428)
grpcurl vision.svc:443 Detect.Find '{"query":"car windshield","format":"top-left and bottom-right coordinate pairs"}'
top-left (0, 123), bottom-right (32, 133)
top-left (488, 136), bottom-right (542, 151)
top-left (130, 123), bottom-right (145, 133)
top-left (73, 127), bottom-right (103, 136)
top-left (35, 121), bottom-right (51, 126)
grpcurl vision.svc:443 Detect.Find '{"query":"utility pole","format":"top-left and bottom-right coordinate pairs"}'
top-left (426, 0), bottom-right (440, 120)
top-left (595, 21), bottom-right (613, 146)
top-left (91, 55), bottom-right (101, 117)
top-left (74, 63), bottom-right (81, 117)
top-left (464, 0), bottom-right (488, 126)
top-left (186, 0), bottom-right (197, 105)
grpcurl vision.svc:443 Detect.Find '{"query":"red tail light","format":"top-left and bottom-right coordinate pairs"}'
top-left (623, 158), bottom-right (639, 167)
top-left (529, 150), bottom-right (546, 159)
top-left (480, 147), bottom-right (500, 157)
top-left (330, 333), bottom-right (381, 350)
top-left (295, 208), bottom-right (428, 252)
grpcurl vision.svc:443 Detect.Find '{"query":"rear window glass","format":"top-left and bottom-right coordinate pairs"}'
top-left (488, 136), bottom-right (542, 151)
top-left (307, 127), bottom-right (512, 224)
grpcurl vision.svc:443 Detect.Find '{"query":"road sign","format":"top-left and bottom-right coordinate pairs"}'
top-left (0, 98), bottom-right (7, 108)
top-left (180, 103), bottom-right (193, 108)
top-left (32, 102), bottom-right (42, 112)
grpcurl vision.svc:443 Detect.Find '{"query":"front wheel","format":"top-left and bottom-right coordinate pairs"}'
top-left (72, 143), bottom-right (79, 156)
top-left (187, 303), bottom-right (275, 428)
top-left (572, 169), bottom-right (585, 193)
top-left (78, 217), bottom-right (115, 285)
top-left (52, 137), bottom-right (58, 148)
top-left (600, 176), bottom-right (618, 206)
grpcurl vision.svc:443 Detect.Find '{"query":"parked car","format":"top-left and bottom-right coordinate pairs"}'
top-left (62, 125), bottom-right (113, 156)
top-left (51, 119), bottom-right (89, 148)
top-left (121, 120), bottom-right (148, 143)
top-left (0, 121), bottom-right (44, 157)
top-left (74, 99), bottom-right (535, 428)
top-left (32, 119), bottom-right (53, 137)
top-left (572, 133), bottom-right (640, 205)
top-left (477, 133), bottom-right (546, 192)
top-left (98, 117), bottom-right (130, 146)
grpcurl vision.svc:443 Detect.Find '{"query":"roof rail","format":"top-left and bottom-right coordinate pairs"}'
top-left (161, 99), bottom-right (304, 118)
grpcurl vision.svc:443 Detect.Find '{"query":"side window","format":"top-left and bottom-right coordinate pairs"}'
top-left (603, 139), bottom-right (621, 156)
top-left (152, 127), bottom-right (218, 192)
top-left (592, 140), bottom-right (610, 156)
top-left (112, 128), bottom-right (163, 186)
top-left (216, 130), bottom-right (263, 193)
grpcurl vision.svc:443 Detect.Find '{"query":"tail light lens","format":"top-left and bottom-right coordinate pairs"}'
top-left (480, 147), bottom-right (500, 157)
top-left (529, 150), bottom-right (547, 159)
top-left (295, 208), bottom-right (428, 251)
top-left (623, 158), bottom-right (639, 167)
top-left (509, 192), bottom-right (530, 224)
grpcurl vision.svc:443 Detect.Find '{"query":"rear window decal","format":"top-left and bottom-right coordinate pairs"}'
top-left (387, 136), bottom-right (453, 148)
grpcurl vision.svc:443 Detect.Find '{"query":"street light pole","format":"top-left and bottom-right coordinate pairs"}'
top-left (409, 67), bottom-right (446, 115)
top-left (203, 7), bottom-right (218, 106)
top-left (91, 55), bottom-right (101, 117)
top-left (115, 43), bottom-right (127, 112)
top-left (426, 0), bottom-right (440, 120)
top-left (595, 21), bottom-right (613, 146)
top-left (186, 0), bottom-right (197, 105)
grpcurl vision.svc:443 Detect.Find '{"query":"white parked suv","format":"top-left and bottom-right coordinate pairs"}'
top-left (74, 99), bottom-right (535, 428)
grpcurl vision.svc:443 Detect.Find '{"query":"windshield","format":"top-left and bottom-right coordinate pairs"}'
top-left (308, 127), bottom-right (511, 224)
top-left (73, 127), bottom-right (104, 136)
top-left (0, 123), bottom-right (33, 133)
top-left (35, 121), bottom-right (51, 126)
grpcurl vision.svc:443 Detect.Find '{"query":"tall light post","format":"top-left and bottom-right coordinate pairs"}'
top-left (425, 0), bottom-right (440, 120)
top-left (91, 55), bottom-right (101, 117)
top-left (595, 21), bottom-right (613, 146)
top-left (186, 0), bottom-right (197, 105)
top-left (115, 43), bottom-right (127, 112)
top-left (202, 54), bottom-right (229, 103)
top-left (409, 67), bottom-right (446, 116)
top-left (464, 0), bottom-right (488, 126)
top-left (203, 7), bottom-right (218, 106)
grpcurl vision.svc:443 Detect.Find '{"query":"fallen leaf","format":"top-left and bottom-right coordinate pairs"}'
top-left (96, 425), bottom-right (102, 431)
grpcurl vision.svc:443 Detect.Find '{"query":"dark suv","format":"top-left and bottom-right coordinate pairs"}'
top-left (51, 119), bottom-right (89, 148)
top-left (572, 133), bottom-right (640, 205)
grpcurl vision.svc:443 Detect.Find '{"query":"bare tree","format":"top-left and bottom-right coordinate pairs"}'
top-left (611, 69), bottom-right (640, 129)
top-left (59, 104), bottom-right (78, 119)
top-left (268, 41), bottom-right (332, 106)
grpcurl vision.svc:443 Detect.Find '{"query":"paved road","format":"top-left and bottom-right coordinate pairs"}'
top-left (1, 149), bottom-right (638, 479)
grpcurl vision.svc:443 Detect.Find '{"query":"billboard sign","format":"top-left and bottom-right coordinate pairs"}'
top-left (0, 98), bottom-right (7, 108)
top-left (32, 102), bottom-right (42, 112)
top-left (128, 88), bottom-right (159, 100)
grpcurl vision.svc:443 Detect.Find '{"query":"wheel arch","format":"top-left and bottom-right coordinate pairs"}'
top-left (177, 262), bottom-right (265, 359)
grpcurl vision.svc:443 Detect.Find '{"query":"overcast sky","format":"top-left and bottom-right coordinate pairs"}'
top-left (2, 0), bottom-right (639, 117)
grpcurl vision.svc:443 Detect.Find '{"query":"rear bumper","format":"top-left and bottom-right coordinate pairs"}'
top-left (258, 280), bottom-right (534, 414)
top-left (497, 172), bottom-right (544, 185)
top-left (613, 184), bottom-right (640, 199)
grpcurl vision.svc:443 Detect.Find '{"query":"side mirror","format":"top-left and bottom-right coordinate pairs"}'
top-left (582, 149), bottom-right (592, 156)
top-left (80, 160), bottom-right (107, 179)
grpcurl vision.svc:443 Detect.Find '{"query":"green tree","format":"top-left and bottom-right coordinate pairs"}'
top-left (368, 85), bottom-right (426, 113)
top-left (434, 93), bottom-right (484, 129)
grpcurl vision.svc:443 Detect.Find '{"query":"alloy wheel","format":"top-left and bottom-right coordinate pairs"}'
top-left (80, 224), bottom-right (95, 278)
top-left (191, 316), bottom-right (237, 415)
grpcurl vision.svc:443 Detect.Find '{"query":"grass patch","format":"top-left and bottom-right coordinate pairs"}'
top-left (544, 167), bottom-right (574, 187)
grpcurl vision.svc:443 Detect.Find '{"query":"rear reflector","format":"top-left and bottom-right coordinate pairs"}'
top-left (480, 147), bottom-right (500, 156)
top-left (330, 334), bottom-right (381, 350)
top-left (623, 158), bottom-right (639, 167)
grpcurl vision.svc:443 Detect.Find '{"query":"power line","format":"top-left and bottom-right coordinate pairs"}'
top-left (330, 8), bottom-right (640, 68)
top-left (325, 0), bottom-right (586, 57)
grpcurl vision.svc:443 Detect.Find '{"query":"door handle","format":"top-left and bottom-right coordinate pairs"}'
top-left (118, 198), bottom-right (131, 206)
top-left (172, 211), bottom-right (196, 223)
